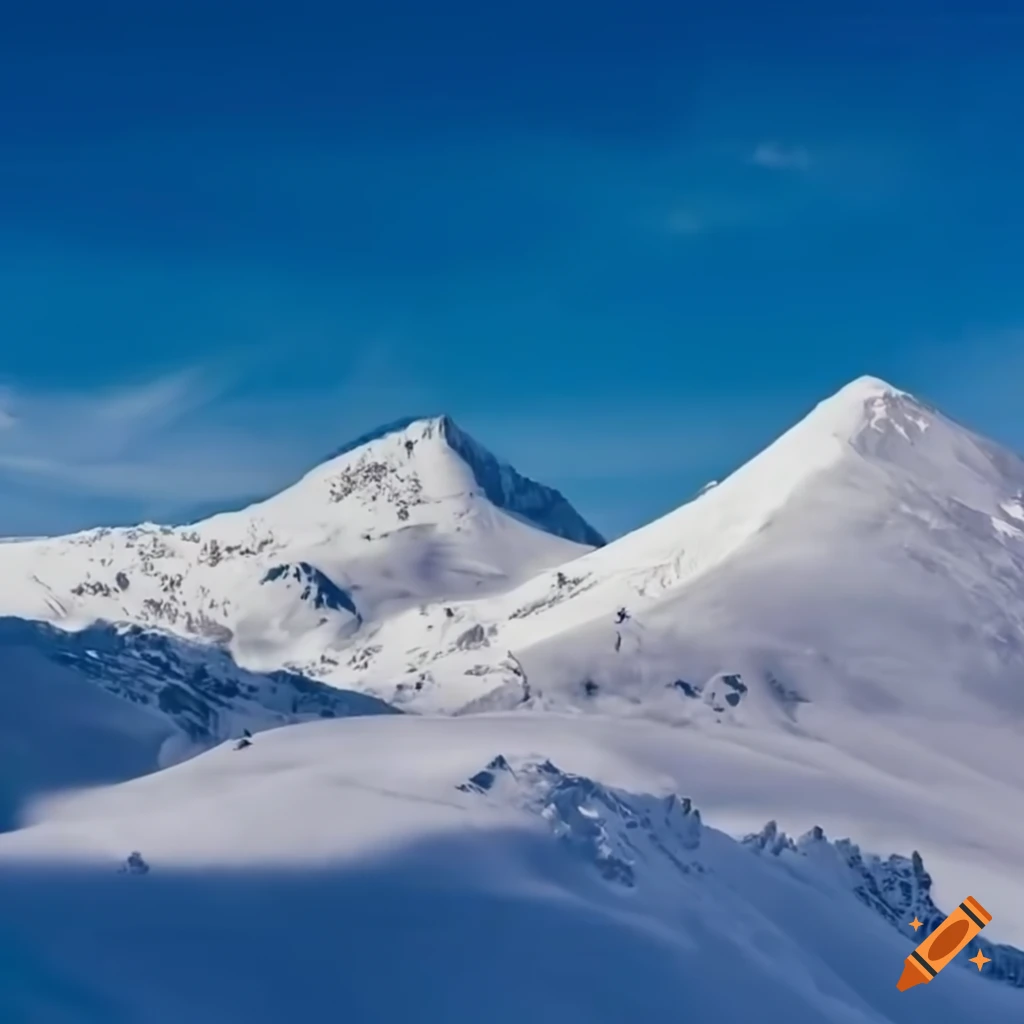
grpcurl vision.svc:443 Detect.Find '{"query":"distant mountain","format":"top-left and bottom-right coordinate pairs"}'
top-left (0, 416), bottom-right (601, 688)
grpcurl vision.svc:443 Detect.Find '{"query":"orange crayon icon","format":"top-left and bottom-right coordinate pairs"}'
top-left (897, 896), bottom-right (992, 991)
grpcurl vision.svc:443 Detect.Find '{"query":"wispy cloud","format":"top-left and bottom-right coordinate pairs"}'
top-left (88, 369), bottom-right (215, 429)
top-left (0, 350), bottom-right (434, 533)
top-left (0, 369), bottom-right (262, 513)
top-left (0, 368), bottom-right (223, 465)
top-left (751, 142), bottom-right (811, 172)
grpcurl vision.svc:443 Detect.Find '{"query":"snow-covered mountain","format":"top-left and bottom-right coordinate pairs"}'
top-left (3, 373), bottom-right (1024, 1018)
top-left (344, 376), bottom-right (1024, 720)
top-left (0, 714), bottom-right (1019, 1023)
top-left (0, 416), bottom-right (601, 684)
top-left (13, 375), bottom-right (1024, 730)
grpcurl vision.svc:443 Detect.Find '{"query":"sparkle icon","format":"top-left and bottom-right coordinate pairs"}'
top-left (909, 917), bottom-right (923, 932)
top-left (968, 949), bottom-right (991, 971)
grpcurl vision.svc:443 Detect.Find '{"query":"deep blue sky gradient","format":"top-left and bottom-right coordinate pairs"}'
top-left (2, 2), bottom-right (1024, 536)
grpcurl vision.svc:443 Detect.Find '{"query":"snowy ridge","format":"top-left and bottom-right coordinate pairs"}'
top-left (457, 754), bottom-right (703, 885)
top-left (437, 416), bottom-right (606, 546)
top-left (458, 753), bottom-right (1024, 991)
top-left (743, 821), bottom-right (1024, 988)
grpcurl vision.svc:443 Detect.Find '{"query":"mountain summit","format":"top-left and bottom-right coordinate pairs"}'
top-left (317, 414), bottom-right (604, 547)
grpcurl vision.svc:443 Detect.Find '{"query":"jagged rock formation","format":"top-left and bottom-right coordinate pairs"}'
top-left (458, 755), bottom-right (703, 886)
top-left (743, 821), bottom-right (1024, 988)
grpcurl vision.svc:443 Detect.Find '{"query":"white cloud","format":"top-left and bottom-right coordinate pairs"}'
top-left (751, 142), bottom-right (811, 172)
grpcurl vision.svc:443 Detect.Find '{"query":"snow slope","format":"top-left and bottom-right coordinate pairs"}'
top-left (0, 416), bottom-right (600, 681)
top-left (0, 713), bottom-right (1019, 1023)
top-left (0, 616), bottom-right (395, 831)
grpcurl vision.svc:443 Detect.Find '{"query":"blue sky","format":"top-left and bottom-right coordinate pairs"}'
top-left (2, 1), bottom-right (1024, 537)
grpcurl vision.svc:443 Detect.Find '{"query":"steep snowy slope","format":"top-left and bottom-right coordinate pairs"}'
top-left (0, 713), bottom-right (1020, 1023)
top-left (344, 377), bottom-right (1024, 721)
top-left (0, 417), bottom-right (600, 677)
top-left (0, 616), bottom-right (395, 831)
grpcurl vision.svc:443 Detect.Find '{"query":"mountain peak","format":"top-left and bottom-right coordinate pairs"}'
top-left (324, 414), bottom-right (439, 461)
top-left (799, 374), bottom-right (919, 445)
top-left (312, 414), bottom-right (605, 548)
top-left (830, 374), bottom-right (906, 403)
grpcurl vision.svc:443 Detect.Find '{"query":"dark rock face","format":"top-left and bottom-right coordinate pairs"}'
top-left (0, 616), bottom-right (397, 745)
top-left (454, 624), bottom-right (488, 650)
top-left (671, 679), bottom-right (700, 698)
top-left (261, 563), bottom-right (360, 618)
top-left (438, 417), bottom-right (605, 547)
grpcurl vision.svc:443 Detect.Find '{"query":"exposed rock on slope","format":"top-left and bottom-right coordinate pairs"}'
top-left (744, 820), bottom-right (1024, 988)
